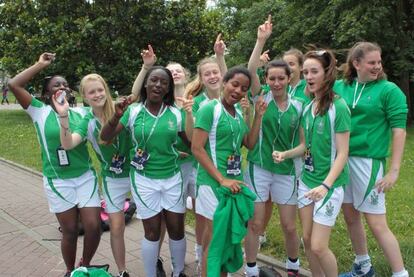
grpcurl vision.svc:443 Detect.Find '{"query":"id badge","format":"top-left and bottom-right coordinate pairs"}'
top-left (130, 149), bottom-right (150, 170)
top-left (109, 154), bottom-right (125, 174)
top-left (304, 148), bottom-right (314, 172)
top-left (226, 154), bottom-right (241, 176)
top-left (57, 146), bottom-right (70, 167)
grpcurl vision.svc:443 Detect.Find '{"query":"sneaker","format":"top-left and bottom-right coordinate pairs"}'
top-left (157, 257), bottom-right (167, 277)
top-left (171, 273), bottom-right (187, 277)
top-left (338, 263), bottom-right (375, 277)
top-left (118, 270), bottom-right (130, 277)
top-left (287, 270), bottom-right (299, 277)
top-left (64, 272), bottom-right (71, 277)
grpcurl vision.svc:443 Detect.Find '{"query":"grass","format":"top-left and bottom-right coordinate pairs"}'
top-left (0, 109), bottom-right (413, 275)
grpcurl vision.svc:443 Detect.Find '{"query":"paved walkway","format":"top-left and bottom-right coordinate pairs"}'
top-left (0, 152), bottom-right (312, 276)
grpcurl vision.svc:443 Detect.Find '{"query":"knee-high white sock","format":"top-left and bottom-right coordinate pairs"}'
top-left (141, 238), bottom-right (160, 277)
top-left (195, 243), bottom-right (203, 263)
top-left (169, 237), bottom-right (187, 276)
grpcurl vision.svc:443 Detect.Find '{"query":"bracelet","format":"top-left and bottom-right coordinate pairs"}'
top-left (58, 114), bottom-right (68, 118)
top-left (321, 183), bottom-right (331, 191)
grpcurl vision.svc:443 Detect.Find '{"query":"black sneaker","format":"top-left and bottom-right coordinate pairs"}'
top-left (63, 272), bottom-right (71, 277)
top-left (170, 273), bottom-right (187, 277)
top-left (157, 257), bottom-right (166, 277)
top-left (118, 270), bottom-right (130, 277)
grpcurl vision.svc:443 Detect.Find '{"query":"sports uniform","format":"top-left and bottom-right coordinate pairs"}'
top-left (194, 99), bottom-right (249, 220)
top-left (334, 79), bottom-right (407, 214)
top-left (26, 97), bottom-right (99, 213)
top-left (288, 79), bottom-right (310, 104)
top-left (299, 96), bottom-right (351, 226)
top-left (74, 111), bottom-right (132, 213)
top-left (120, 103), bottom-right (185, 219)
top-left (244, 88), bottom-right (304, 204)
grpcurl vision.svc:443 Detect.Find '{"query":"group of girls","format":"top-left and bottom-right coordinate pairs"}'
top-left (8, 14), bottom-right (409, 277)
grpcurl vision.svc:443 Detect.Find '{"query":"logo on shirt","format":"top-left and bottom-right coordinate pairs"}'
top-left (168, 119), bottom-right (175, 130)
top-left (317, 120), bottom-right (324, 134)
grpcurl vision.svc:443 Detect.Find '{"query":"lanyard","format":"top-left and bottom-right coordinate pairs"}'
top-left (222, 104), bottom-right (241, 153)
top-left (271, 95), bottom-right (289, 151)
top-left (141, 102), bottom-right (164, 150)
top-left (306, 101), bottom-right (317, 148)
top-left (352, 81), bottom-right (366, 109)
top-left (288, 84), bottom-right (298, 97)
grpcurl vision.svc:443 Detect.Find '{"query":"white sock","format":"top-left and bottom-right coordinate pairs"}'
top-left (195, 243), bottom-right (203, 262)
top-left (392, 269), bottom-right (409, 277)
top-left (245, 264), bottom-right (259, 277)
top-left (354, 254), bottom-right (371, 274)
top-left (286, 258), bottom-right (300, 270)
top-left (170, 237), bottom-right (187, 276)
top-left (141, 238), bottom-right (160, 277)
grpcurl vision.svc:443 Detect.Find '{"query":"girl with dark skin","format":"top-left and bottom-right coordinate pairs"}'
top-left (8, 53), bottom-right (101, 277)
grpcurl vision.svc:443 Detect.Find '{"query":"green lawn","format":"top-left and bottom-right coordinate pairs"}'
top-left (0, 109), bottom-right (412, 275)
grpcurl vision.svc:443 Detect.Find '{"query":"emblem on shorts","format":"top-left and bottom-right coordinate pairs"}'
top-left (325, 201), bottom-right (334, 217)
top-left (370, 191), bottom-right (379, 206)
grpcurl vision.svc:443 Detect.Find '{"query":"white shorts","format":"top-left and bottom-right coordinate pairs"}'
top-left (297, 179), bottom-right (344, 227)
top-left (102, 176), bottom-right (131, 213)
top-left (130, 171), bottom-right (185, 219)
top-left (244, 162), bottom-right (297, 205)
top-left (293, 157), bottom-right (303, 179)
top-left (195, 185), bottom-right (218, 220)
top-left (343, 157), bottom-right (386, 214)
top-left (181, 161), bottom-right (196, 199)
top-left (43, 170), bottom-right (100, 213)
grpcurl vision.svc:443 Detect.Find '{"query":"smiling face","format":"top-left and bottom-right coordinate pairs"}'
top-left (82, 80), bottom-right (107, 109)
top-left (265, 67), bottom-right (290, 97)
top-left (303, 58), bottom-right (325, 95)
top-left (45, 76), bottom-right (69, 99)
top-left (353, 50), bottom-right (382, 83)
top-left (200, 62), bottom-right (222, 92)
top-left (283, 54), bottom-right (301, 83)
top-left (145, 69), bottom-right (170, 104)
top-left (166, 63), bottom-right (186, 86)
top-left (223, 73), bottom-right (250, 106)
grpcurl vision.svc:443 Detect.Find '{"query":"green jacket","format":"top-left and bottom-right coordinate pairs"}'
top-left (207, 186), bottom-right (256, 276)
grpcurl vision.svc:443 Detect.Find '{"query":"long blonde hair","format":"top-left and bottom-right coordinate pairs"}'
top-left (185, 57), bottom-right (219, 98)
top-left (79, 73), bottom-right (115, 124)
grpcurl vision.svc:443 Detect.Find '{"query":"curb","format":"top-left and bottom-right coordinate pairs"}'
top-left (0, 157), bottom-right (312, 276)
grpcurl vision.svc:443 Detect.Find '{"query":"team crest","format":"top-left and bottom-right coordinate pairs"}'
top-left (370, 191), bottom-right (379, 206)
top-left (325, 201), bottom-right (334, 217)
top-left (317, 120), bottom-right (324, 134)
top-left (168, 119), bottom-right (175, 130)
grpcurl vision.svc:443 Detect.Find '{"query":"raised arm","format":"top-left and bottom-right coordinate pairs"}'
top-left (8, 53), bottom-right (55, 109)
top-left (129, 45), bottom-right (156, 102)
top-left (214, 33), bottom-right (228, 77)
top-left (101, 97), bottom-right (130, 141)
top-left (247, 15), bottom-right (273, 96)
top-left (176, 95), bottom-right (194, 141)
top-left (50, 93), bottom-right (83, 150)
top-left (243, 95), bottom-right (267, 149)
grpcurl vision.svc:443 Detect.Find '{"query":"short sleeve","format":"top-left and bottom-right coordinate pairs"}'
top-left (383, 83), bottom-right (408, 129)
top-left (334, 98), bottom-right (351, 133)
top-left (73, 115), bottom-right (90, 139)
top-left (119, 106), bottom-right (132, 129)
top-left (195, 102), bottom-right (215, 132)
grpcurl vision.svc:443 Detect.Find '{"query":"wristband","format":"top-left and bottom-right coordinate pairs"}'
top-left (321, 183), bottom-right (331, 191)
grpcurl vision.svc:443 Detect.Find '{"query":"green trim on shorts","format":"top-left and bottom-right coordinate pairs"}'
top-left (360, 159), bottom-right (383, 207)
top-left (103, 177), bottom-right (121, 211)
top-left (249, 162), bottom-right (263, 202)
top-left (167, 170), bottom-right (184, 210)
top-left (315, 188), bottom-right (334, 214)
top-left (130, 170), bottom-right (157, 212)
top-left (283, 176), bottom-right (297, 205)
top-left (88, 169), bottom-right (98, 203)
top-left (47, 178), bottom-right (71, 203)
